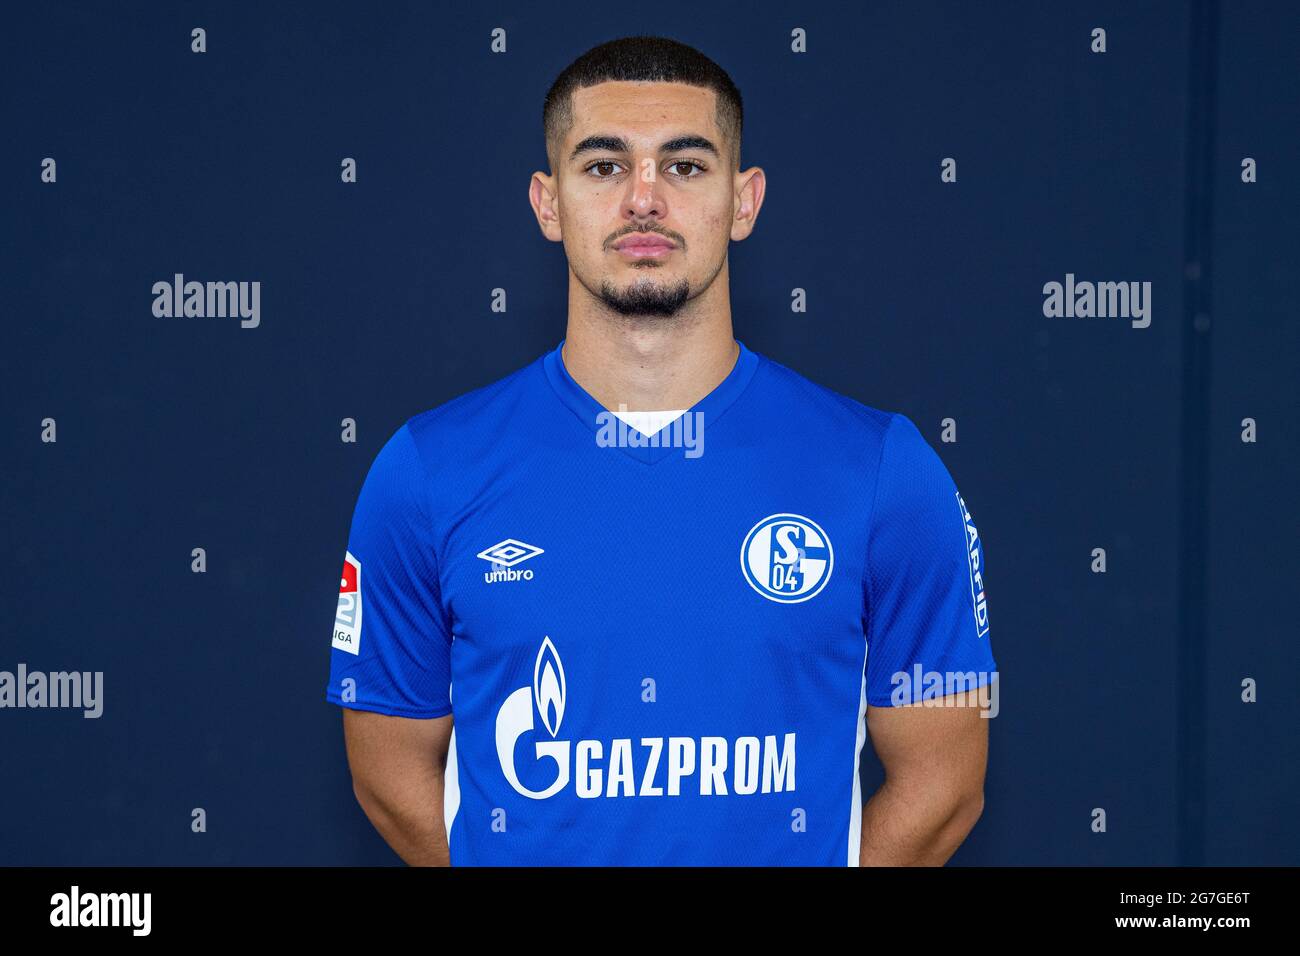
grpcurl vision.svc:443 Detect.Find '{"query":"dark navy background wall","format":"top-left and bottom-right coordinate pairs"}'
top-left (2, 1), bottom-right (1295, 865)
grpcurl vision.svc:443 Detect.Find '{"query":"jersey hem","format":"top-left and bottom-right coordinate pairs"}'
top-left (325, 691), bottom-right (452, 719)
top-left (865, 669), bottom-right (996, 707)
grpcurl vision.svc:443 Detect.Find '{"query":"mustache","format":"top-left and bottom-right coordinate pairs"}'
top-left (609, 227), bottom-right (682, 246)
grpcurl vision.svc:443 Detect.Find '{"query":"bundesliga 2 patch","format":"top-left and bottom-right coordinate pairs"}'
top-left (333, 551), bottom-right (362, 655)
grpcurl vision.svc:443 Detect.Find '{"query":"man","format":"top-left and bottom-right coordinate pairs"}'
top-left (326, 35), bottom-right (997, 866)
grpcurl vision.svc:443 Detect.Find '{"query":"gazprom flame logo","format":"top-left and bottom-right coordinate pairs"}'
top-left (534, 637), bottom-right (566, 737)
top-left (496, 637), bottom-right (570, 799)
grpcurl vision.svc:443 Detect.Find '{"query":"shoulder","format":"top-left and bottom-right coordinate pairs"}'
top-left (403, 352), bottom-right (546, 452)
top-left (747, 347), bottom-right (909, 451)
top-left (356, 351), bottom-right (548, 504)
top-left (388, 350), bottom-right (555, 495)
top-left (746, 348), bottom-right (954, 507)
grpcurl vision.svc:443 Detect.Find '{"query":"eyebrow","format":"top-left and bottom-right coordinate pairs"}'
top-left (568, 134), bottom-right (720, 162)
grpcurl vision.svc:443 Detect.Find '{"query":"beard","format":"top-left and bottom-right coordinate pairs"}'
top-left (597, 274), bottom-right (691, 318)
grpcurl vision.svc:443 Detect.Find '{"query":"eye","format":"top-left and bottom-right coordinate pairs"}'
top-left (669, 160), bottom-right (706, 178)
top-left (585, 160), bottom-right (626, 179)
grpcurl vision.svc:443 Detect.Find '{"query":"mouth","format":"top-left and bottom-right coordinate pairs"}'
top-left (613, 234), bottom-right (677, 259)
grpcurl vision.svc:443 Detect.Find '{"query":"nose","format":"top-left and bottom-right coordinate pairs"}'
top-left (623, 159), bottom-right (666, 222)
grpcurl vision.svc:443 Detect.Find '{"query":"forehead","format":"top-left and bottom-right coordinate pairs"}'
top-left (567, 81), bottom-right (719, 142)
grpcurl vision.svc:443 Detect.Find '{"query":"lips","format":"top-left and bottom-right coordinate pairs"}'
top-left (613, 234), bottom-right (676, 259)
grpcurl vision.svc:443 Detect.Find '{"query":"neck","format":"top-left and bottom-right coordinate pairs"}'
top-left (561, 278), bottom-right (739, 413)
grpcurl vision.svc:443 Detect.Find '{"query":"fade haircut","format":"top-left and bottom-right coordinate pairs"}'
top-left (543, 36), bottom-right (744, 174)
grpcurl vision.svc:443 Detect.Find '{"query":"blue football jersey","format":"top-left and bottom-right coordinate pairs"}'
top-left (326, 339), bottom-right (997, 865)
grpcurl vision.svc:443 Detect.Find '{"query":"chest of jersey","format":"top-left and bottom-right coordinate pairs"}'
top-left (434, 444), bottom-right (870, 807)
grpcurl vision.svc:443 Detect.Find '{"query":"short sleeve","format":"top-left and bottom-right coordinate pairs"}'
top-left (863, 413), bottom-right (997, 706)
top-left (324, 421), bottom-right (453, 718)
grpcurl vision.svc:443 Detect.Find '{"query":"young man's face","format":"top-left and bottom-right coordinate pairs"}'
top-left (533, 80), bottom-right (760, 318)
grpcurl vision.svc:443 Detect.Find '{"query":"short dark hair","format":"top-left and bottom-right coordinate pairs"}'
top-left (543, 36), bottom-right (744, 172)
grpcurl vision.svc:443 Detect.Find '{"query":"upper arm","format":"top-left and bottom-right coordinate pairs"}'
top-left (343, 708), bottom-right (454, 795)
top-left (866, 694), bottom-right (988, 802)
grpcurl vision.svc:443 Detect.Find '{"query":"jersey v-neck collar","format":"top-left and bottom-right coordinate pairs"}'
top-left (541, 338), bottom-right (761, 465)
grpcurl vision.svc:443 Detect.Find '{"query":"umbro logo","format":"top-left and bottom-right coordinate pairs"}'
top-left (477, 539), bottom-right (544, 583)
